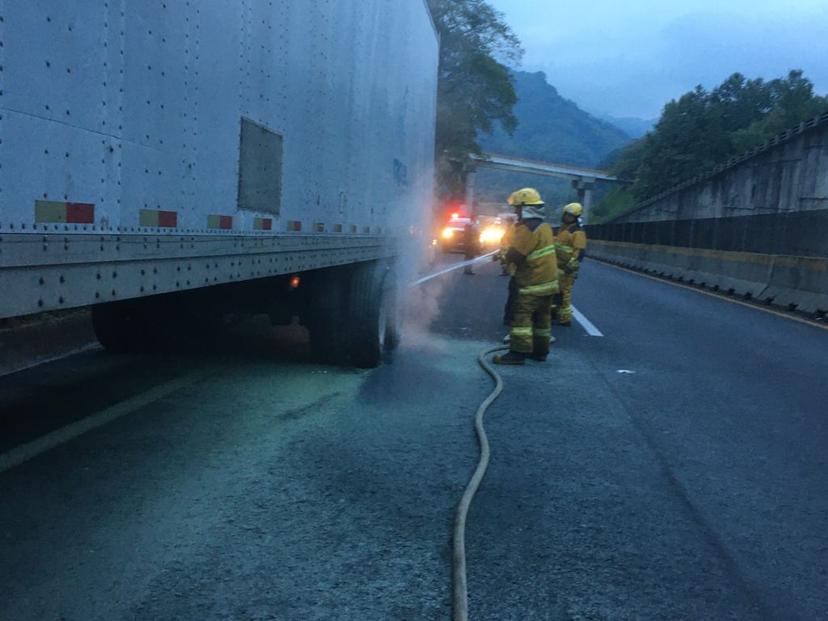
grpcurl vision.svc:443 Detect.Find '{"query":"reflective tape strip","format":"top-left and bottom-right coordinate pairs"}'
top-left (66, 203), bottom-right (95, 223)
top-left (35, 201), bottom-right (68, 223)
top-left (207, 215), bottom-right (233, 229)
top-left (35, 200), bottom-right (95, 224)
top-left (559, 245), bottom-right (574, 252)
top-left (511, 326), bottom-right (533, 337)
top-left (253, 217), bottom-right (273, 231)
top-left (527, 244), bottom-right (556, 261)
top-left (534, 329), bottom-right (552, 338)
top-left (287, 220), bottom-right (303, 232)
top-left (519, 280), bottom-right (559, 296)
top-left (139, 209), bottom-right (178, 228)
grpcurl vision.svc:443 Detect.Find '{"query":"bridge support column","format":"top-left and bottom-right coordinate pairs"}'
top-left (465, 171), bottom-right (477, 216)
top-left (572, 177), bottom-right (596, 223)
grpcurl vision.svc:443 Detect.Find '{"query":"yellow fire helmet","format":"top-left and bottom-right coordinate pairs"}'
top-left (507, 187), bottom-right (544, 206)
top-left (563, 202), bottom-right (583, 217)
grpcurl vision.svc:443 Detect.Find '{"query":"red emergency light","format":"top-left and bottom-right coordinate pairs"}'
top-left (444, 201), bottom-right (468, 222)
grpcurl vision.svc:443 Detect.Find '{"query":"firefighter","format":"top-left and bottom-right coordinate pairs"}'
top-left (499, 214), bottom-right (517, 276)
top-left (499, 218), bottom-right (518, 329)
top-left (554, 202), bottom-right (588, 326)
top-left (494, 188), bottom-right (559, 365)
top-left (499, 221), bottom-right (513, 270)
top-left (463, 218), bottom-right (480, 275)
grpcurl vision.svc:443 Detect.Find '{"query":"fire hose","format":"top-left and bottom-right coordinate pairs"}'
top-left (452, 345), bottom-right (508, 621)
top-left (410, 254), bottom-right (509, 619)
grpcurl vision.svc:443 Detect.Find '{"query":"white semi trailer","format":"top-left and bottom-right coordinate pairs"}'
top-left (0, 1), bottom-right (439, 367)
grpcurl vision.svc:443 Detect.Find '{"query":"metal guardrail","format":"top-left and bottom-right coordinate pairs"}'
top-left (587, 209), bottom-right (828, 258)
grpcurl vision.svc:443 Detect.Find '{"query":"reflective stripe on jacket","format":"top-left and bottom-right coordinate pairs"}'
top-left (555, 223), bottom-right (588, 267)
top-left (510, 220), bottom-right (559, 295)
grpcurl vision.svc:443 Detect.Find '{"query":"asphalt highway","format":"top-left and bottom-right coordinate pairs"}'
top-left (1, 257), bottom-right (826, 620)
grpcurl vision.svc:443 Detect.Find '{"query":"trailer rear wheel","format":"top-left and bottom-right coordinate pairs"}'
top-left (91, 301), bottom-right (148, 353)
top-left (306, 262), bottom-right (400, 368)
top-left (306, 267), bottom-right (349, 365)
top-left (346, 261), bottom-right (400, 368)
top-left (382, 274), bottom-right (401, 352)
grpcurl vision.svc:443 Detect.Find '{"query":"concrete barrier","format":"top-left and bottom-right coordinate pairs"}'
top-left (764, 255), bottom-right (828, 313)
top-left (588, 240), bottom-right (828, 314)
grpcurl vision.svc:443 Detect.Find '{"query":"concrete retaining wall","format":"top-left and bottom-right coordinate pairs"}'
top-left (589, 240), bottom-right (828, 315)
top-left (615, 112), bottom-right (828, 224)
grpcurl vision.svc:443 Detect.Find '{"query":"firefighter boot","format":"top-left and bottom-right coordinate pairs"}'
top-left (530, 336), bottom-right (550, 362)
top-left (493, 351), bottom-right (526, 365)
top-left (530, 337), bottom-right (556, 361)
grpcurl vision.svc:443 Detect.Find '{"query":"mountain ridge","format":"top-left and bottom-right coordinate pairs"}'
top-left (475, 70), bottom-right (633, 206)
top-left (479, 71), bottom-right (633, 167)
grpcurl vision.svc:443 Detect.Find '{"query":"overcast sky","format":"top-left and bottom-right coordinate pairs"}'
top-left (488, 0), bottom-right (828, 120)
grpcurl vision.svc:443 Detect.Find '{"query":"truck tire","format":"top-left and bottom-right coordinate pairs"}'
top-left (345, 261), bottom-right (397, 368)
top-left (306, 262), bottom-right (400, 368)
top-left (382, 272), bottom-right (402, 352)
top-left (91, 301), bottom-right (149, 353)
top-left (306, 267), bottom-right (349, 365)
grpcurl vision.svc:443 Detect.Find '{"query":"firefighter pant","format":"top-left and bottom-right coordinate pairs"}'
top-left (510, 293), bottom-right (553, 355)
top-left (558, 273), bottom-right (576, 323)
top-left (503, 277), bottom-right (518, 326)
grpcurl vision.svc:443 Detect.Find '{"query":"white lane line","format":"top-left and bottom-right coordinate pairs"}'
top-left (411, 251), bottom-right (498, 287)
top-left (412, 258), bottom-right (605, 337)
top-left (2, 342), bottom-right (102, 377)
top-left (0, 371), bottom-right (206, 474)
top-left (572, 306), bottom-right (604, 337)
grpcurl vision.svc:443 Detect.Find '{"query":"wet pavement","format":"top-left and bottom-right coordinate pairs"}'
top-left (1, 258), bottom-right (827, 620)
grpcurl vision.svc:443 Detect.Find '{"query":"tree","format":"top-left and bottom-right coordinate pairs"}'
top-left (607, 70), bottom-right (828, 202)
top-left (733, 70), bottom-right (828, 151)
top-left (426, 0), bottom-right (522, 199)
top-left (593, 70), bottom-right (827, 222)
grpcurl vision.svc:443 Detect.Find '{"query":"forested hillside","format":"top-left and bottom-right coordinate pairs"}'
top-left (475, 71), bottom-right (632, 207)
top-left (479, 71), bottom-right (632, 166)
top-left (593, 70), bottom-right (828, 222)
top-left (593, 114), bottom-right (655, 139)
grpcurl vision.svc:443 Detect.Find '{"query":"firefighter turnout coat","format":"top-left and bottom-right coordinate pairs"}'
top-left (555, 221), bottom-right (587, 273)
top-left (511, 220), bottom-right (559, 296)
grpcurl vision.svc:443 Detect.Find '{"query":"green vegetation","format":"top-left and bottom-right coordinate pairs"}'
top-left (475, 71), bottom-right (632, 210)
top-left (589, 186), bottom-right (636, 223)
top-left (595, 70), bottom-right (828, 222)
top-left (596, 115), bottom-right (655, 140)
top-left (480, 71), bottom-right (632, 167)
top-left (427, 0), bottom-right (522, 199)
top-left (426, 3), bottom-right (631, 210)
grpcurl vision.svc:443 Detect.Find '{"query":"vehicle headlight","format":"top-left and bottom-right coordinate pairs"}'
top-left (441, 227), bottom-right (454, 240)
top-left (479, 226), bottom-right (504, 245)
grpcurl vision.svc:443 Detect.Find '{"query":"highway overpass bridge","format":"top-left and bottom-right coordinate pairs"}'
top-left (467, 153), bottom-right (619, 221)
